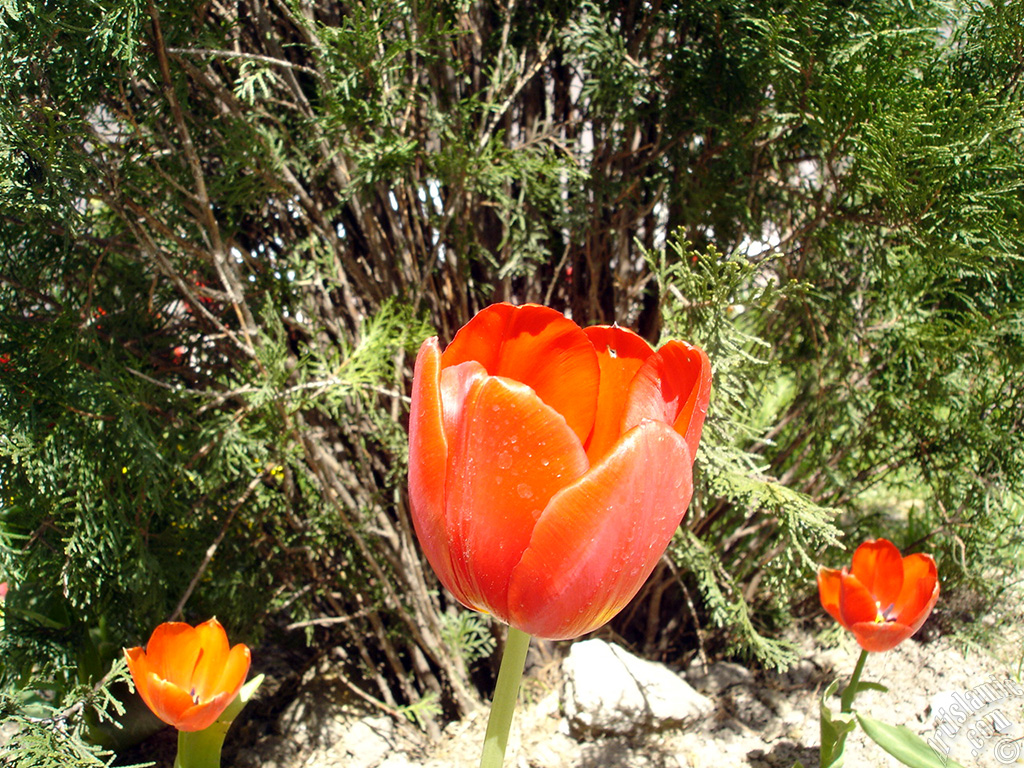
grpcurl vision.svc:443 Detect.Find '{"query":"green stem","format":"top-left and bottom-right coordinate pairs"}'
top-left (479, 626), bottom-right (532, 768)
top-left (840, 648), bottom-right (869, 713)
top-left (172, 722), bottom-right (230, 768)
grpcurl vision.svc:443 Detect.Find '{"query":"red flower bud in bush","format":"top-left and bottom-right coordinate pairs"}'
top-left (818, 538), bottom-right (939, 653)
top-left (408, 303), bottom-right (712, 640)
top-left (124, 618), bottom-right (251, 732)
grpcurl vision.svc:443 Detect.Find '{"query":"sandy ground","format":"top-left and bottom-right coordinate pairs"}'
top-left (211, 603), bottom-right (1023, 768)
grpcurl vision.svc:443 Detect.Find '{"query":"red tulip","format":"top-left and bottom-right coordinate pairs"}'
top-left (408, 303), bottom-right (712, 640)
top-left (818, 539), bottom-right (939, 653)
top-left (124, 618), bottom-right (251, 732)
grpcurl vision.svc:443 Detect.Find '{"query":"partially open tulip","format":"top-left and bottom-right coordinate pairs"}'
top-left (124, 618), bottom-right (251, 732)
top-left (408, 302), bottom-right (712, 640)
top-left (818, 539), bottom-right (939, 653)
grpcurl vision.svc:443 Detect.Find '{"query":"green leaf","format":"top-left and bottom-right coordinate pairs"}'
top-left (857, 713), bottom-right (967, 768)
top-left (219, 672), bottom-right (265, 725)
top-left (849, 681), bottom-right (889, 696)
top-left (820, 679), bottom-right (857, 768)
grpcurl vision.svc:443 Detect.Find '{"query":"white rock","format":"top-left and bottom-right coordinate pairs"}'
top-left (562, 639), bottom-right (714, 736)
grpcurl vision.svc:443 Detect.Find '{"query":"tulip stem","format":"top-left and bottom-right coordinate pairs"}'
top-left (173, 722), bottom-right (229, 768)
top-left (479, 626), bottom-right (532, 768)
top-left (840, 648), bottom-right (869, 713)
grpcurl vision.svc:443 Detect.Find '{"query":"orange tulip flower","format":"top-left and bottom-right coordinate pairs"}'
top-left (125, 618), bottom-right (251, 732)
top-left (408, 302), bottom-right (712, 640)
top-left (818, 539), bottom-right (939, 653)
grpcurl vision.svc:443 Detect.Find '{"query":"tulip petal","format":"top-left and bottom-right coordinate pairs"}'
top-left (124, 646), bottom-right (155, 704)
top-left (838, 573), bottom-right (882, 627)
top-left (444, 374), bottom-right (590, 620)
top-left (408, 338), bottom-right (460, 597)
top-left (582, 325), bottom-right (654, 462)
top-left (819, 539), bottom-right (940, 653)
top-left (174, 694), bottom-right (231, 732)
top-left (848, 620), bottom-right (916, 653)
top-left (507, 421), bottom-right (692, 640)
top-left (138, 671), bottom-right (198, 729)
top-left (817, 567), bottom-right (844, 624)
top-left (211, 643), bottom-right (252, 702)
top-left (441, 303), bottom-right (600, 444)
top-left (190, 619), bottom-right (231, 701)
top-left (124, 645), bottom-right (150, 678)
top-left (440, 361), bottom-right (489, 444)
top-left (850, 539), bottom-right (904, 610)
top-left (125, 620), bottom-right (250, 732)
top-left (622, 340), bottom-right (711, 461)
top-left (145, 622), bottom-right (200, 688)
top-left (894, 553), bottom-right (939, 632)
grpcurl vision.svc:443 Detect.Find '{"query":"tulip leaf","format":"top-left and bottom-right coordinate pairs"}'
top-left (820, 679), bottom-right (856, 768)
top-left (219, 673), bottom-right (265, 725)
top-left (847, 681), bottom-right (888, 696)
top-left (856, 713), bottom-right (967, 768)
top-left (238, 673), bottom-right (265, 704)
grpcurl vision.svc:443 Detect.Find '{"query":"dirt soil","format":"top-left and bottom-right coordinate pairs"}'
top-left (121, 605), bottom-right (1024, 768)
